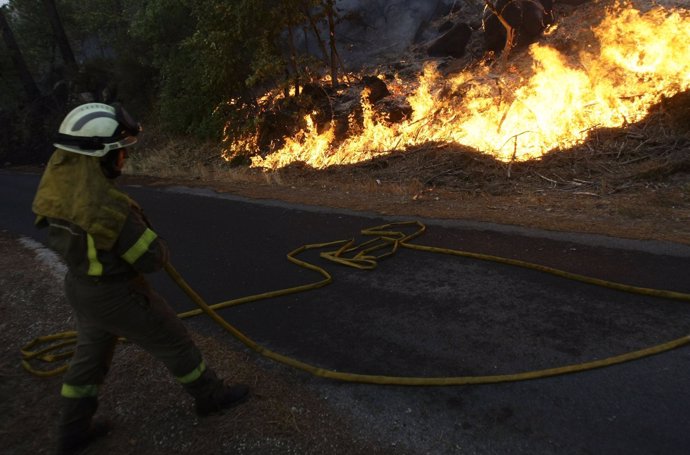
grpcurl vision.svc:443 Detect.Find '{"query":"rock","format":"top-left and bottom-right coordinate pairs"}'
top-left (376, 98), bottom-right (413, 124)
top-left (363, 76), bottom-right (390, 104)
top-left (427, 22), bottom-right (473, 58)
top-left (482, 0), bottom-right (554, 54)
top-left (438, 20), bottom-right (454, 34)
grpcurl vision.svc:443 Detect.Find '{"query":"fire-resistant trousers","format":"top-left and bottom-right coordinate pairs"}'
top-left (61, 272), bottom-right (204, 402)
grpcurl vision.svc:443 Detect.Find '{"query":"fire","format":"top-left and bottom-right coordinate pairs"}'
top-left (234, 3), bottom-right (690, 170)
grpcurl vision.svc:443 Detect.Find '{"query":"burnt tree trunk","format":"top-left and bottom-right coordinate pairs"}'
top-left (324, 0), bottom-right (338, 88)
top-left (42, 0), bottom-right (78, 73)
top-left (0, 7), bottom-right (40, 101)
top-left (484, 0), bottom-right (517, 58)
top-left (286, 23), bottom-right (301, 96)
top-left (303, 6), bottom-right (330, 65)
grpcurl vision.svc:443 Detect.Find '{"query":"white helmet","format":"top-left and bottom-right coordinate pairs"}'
top-left (54, 102), bottom-right (141, 157)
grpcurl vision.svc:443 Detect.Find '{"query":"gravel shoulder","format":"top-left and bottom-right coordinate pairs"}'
top-left (0, 231), bottom-right (396, 455)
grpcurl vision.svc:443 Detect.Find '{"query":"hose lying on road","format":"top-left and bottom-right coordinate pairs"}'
top-left (21, 221), bottom-right (690, 385)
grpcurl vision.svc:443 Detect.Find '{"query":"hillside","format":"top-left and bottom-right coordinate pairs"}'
top-left (123, 0), bottom-right (690, 245)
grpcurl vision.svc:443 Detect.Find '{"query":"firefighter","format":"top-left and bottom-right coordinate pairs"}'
top-left (32, 103), bottom-right (250, 455)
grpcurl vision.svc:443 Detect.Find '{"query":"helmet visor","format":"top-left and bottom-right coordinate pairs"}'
top-left (101, 135), bottom-right (138, 154)
top-left (113, 103), bottom-right (142, 136)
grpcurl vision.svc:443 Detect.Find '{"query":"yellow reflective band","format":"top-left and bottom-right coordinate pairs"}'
top-left (61, 383), bottom-right (98, 398)
top-left (176, 361), bottom-right (206, 384)
top-left (122, 228), bottom-right (158, 265)
top-left (86, 234), bottom-right (103, 276)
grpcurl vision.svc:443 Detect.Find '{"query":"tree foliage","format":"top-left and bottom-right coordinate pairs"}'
top-left (1, 0), bottom-right (340, 162)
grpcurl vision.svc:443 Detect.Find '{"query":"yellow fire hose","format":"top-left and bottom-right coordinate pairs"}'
top-left (21, 221), bottom-right (690, 385)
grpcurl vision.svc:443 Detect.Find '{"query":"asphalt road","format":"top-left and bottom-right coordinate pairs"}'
top-left (3, 169), bottom-right (690, 454)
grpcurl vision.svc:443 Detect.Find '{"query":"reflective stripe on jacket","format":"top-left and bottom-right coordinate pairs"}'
top-left (45, 205), bottom-right (169, 278)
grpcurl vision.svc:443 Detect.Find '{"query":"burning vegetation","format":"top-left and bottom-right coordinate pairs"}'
top-left (220, 1), bottom-right (690, 172)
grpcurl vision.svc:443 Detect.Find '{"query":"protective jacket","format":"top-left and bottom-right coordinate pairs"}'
top-left (33, 149), bottom-right (167, 279)
top-left (33, 149), bottom-right (131, 250)
top-left (43, 207), bottom-right (167, 280)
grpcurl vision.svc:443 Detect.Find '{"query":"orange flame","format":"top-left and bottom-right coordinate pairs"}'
top-left (241, 3), bottom-right (690, 170)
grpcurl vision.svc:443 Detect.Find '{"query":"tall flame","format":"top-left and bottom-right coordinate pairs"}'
top-left (245, 3), bottom-right (690, 170)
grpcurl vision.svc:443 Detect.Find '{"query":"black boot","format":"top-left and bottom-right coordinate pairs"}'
top-left (184, 368), bottom-right (249, 417)
top-left (57, 397), bottom-right (112, 455)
